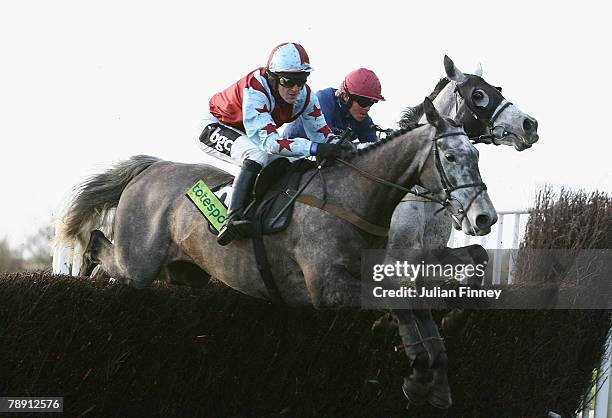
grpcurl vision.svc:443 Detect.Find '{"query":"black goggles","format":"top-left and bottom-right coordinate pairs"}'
top-left (275, 74), bottom-right (308, 88)
top-left (351, 95), bottom-right (377, 108)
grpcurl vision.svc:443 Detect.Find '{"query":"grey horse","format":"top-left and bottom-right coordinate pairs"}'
top-left (376, 57), bottom-right (539, 408)
top-left (56, 98), bottom-right (496, 409)
top-left (390, 55), bottom-right (539, 251)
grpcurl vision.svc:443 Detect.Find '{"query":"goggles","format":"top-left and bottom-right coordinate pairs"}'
top-left (352, 95), bottom-right (377, 108)
top-left (274, 73), bottom-right (308, 89)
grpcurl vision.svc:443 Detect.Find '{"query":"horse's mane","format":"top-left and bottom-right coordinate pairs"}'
top-left (399, 77), bottom-right (451, 129)
top-left (351, 109), bottom-right (463, 158)
top-left (350, 125), bottom-right (422, 158)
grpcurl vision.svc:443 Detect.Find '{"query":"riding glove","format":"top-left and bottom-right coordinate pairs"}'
top-left (312, 141), bottom-right (356, 160)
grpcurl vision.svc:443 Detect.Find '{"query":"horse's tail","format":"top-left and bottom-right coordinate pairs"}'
top-left (54, 155), bottom-right (162, 253)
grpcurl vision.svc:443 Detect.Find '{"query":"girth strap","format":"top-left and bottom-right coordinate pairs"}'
top-left (296, 194), bottom-right (389, 237)
top-left (252, 234), bottom-right (284, 305)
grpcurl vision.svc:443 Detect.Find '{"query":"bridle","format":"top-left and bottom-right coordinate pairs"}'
top-left (454, 84), bottom-right (514, 146)
top-left (336, 130), bottom-right (487, 227)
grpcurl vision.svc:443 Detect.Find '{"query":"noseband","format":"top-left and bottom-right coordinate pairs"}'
top-left (336, 131), bottom-right (487, 227)
top-left (422, 131), bottom-right (487, 225)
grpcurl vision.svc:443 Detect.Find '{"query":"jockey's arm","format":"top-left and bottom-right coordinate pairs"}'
top-left (300, 93), bottom-right (334, 145)
top-left (242, 89), bottom-right (326, 158)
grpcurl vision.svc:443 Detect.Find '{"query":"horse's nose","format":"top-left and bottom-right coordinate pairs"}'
top-left (475, 213), bottom-right (494, 230)
top-left (523, 117), bottom-right (539, 143)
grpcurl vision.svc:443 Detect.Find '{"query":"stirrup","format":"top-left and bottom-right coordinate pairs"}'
top-left (216, 219), bottom-right (254, 246)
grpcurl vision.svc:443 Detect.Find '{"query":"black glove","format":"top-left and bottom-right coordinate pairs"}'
top-left (315, 142), bottom-right (356, 160)
top-left (338, 138), bottom-right (358, 153)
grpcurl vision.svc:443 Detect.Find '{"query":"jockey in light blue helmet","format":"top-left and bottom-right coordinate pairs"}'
top-left (200, 43), bottom-right (349, 245)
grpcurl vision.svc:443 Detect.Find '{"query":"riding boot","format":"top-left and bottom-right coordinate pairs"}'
top-left (216, 159), bottom-right (262, 246)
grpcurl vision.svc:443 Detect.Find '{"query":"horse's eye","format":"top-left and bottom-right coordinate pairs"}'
top-left (445, 153), bottom-right (456, 162)
top-left (471, 89), bottom-right (489, 108)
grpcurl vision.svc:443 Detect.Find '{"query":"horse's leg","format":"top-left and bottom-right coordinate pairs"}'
top-left (83, 229), bottom-right (166, 289)
top-left (163, 261), bottom-right (211, 288)
top-left (305, 265), bottom-right (362, 308)
top-left (83, 230), bottom-right (131, 285)
top-left (82, 230), bottom-right (107, 276)
top-left (411, 308), bottom-right (452, 409)
top-left (395, 308), bottom-right (452, 409)
top-left (80, 231), bottom-right (104, 277)
top-left (394, 309), bottom-right (433, 406)
top-left (386, 210), bottom-right (448, 408)
top-left (438, 244), bottom-right (489, 335)
top-left (91, 265), bottom-right (111, 284)
top-left (388, 200), bottom-right (426, 251)
top-left (80, 256), bottom-right (97, 277)
top-left (371, 311), bottom-right (399, 343)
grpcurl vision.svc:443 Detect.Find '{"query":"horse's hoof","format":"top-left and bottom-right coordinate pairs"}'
top-left (402, 376), bottom-right (428, 406)
top-left (427, 384), bottom-right (452, 409)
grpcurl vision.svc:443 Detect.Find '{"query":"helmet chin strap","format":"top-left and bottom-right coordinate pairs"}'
top-left (265, 69), bottom-right (279, 93)
top-left (341, 80), bottom-right (355, 109)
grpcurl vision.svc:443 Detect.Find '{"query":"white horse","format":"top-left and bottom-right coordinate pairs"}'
top-left (375, 56), bottom-right (539, 408)
top-left (389, 55), bottom-right (539, 251)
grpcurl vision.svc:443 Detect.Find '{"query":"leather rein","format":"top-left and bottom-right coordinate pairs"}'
top-left (334, 131), bottom-right (487, 229)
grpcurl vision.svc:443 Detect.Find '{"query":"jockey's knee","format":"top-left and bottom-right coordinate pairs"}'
top-left (230, 136), bottom-right (269, 166)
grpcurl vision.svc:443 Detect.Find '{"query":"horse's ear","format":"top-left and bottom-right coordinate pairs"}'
top-left (444, 55), bottom-right (467, 83)
top-left (474, 62), bottom-right (483, 77)
top-left (424, 97), bottom-right (444, 129)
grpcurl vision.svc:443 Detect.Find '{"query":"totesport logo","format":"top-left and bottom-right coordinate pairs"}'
top-left (186, 180), bottom-right (228, 232)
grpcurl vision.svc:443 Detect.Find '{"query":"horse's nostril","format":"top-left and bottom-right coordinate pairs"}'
top-left (475, 214), bottom-right (491, 229)
top-left (523, 118), bottom-right (538, 133)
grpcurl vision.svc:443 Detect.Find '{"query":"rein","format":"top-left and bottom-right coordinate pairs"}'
top-left (336, 131), bottom-right (487, 226)
top-left (335, 158), bottom-right (433, 201)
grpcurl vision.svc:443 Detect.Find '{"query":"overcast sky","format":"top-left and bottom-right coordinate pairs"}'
top-left (0, 0), bottom-right (610, 246)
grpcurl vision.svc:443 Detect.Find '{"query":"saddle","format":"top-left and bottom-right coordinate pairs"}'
top-left (240, 157), bottom-right (389, 239)
top-left (246, 157), bottom-right (315, 236)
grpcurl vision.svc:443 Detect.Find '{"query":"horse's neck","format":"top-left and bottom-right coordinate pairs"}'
top-left (321, 125), bottom-right (433, 228)
top-left (420, 81), bottom-right (458, 122)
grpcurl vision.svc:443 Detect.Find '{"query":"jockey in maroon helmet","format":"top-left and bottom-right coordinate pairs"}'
top-left (284, 68), bottom-right (386, 142)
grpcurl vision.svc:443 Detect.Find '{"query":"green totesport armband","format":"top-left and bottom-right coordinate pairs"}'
top-left (186, 180), bottom-right (228, 232)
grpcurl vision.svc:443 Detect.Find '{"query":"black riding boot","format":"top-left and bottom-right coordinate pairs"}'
top-left (216, 159), bottom-right (262, 246)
